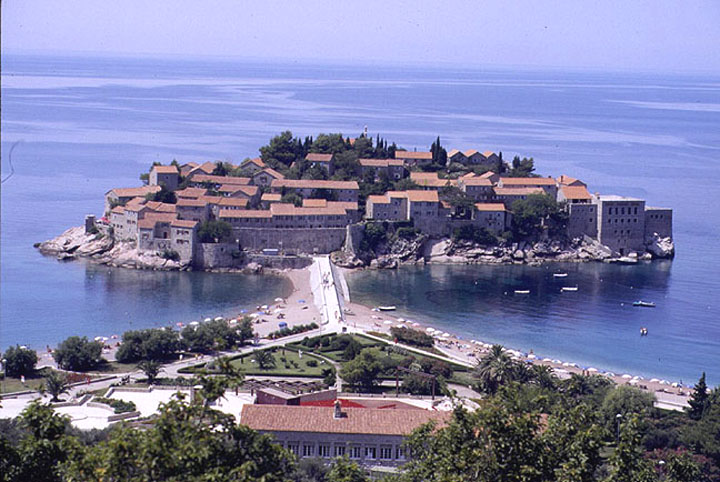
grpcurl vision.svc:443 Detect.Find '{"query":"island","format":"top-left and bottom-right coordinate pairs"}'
top-left (36, 131), bottom-right (674, 271)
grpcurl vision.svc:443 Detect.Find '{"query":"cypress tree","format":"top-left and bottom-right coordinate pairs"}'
top-left (688, 372), bottom-right (710, 420)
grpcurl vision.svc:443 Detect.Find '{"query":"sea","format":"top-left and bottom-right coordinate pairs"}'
top-left (1, 55), bottom-right (719, 385)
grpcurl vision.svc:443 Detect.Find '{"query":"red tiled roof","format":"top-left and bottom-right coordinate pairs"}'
top-left (231, 185), bottom-right (259, 197)
top-left (410, 172), bottom-right (456, 188)
top-left (171, 219), bottom-right (198, 228)
top-left (479, 171), bottom-right (498, 179)
top-left (405, 190), bottom-right (439, 202)
top-left (463, 149), bottom-right (481, 157)
top-left (110, 205), bottom-right (125, 214)
top-left (240, 405), bottom-right (450, 436)
top-left (367, 194), bottom-right (391, 204)
top-left (199, 195), bottom-right (224, 204)
top-left (271, 179), bottom-right (359, 190)
top-left (358, 158), bottom-right (404, 168)
top-left (261, 193), bottom-right (282, 202)
top-left (306, 153), bottom-right (333, 162)
top-left (189, 161), bottom-right (216, 175)
top-left (217, 198), bottom-right (249, 208)
top-left (107, 186), bottom-right (161, 198)
top-left (557, 175), bottom-right (586, 187)
top-left (144, 201), bottom-right (176, 213)
top-left (500, 177), bottom-right (556, 186)
top-left (560, 185), bottom-right (592, 200)
top-left (151, 165), bottom-right (179, 174)
top-left (176, 187), bottom-right (208, 199)
top-left (191, 174), bottom-right (250, 185)
top-left (461, 178), bottom-right (493, 187)
top-left (219, 209), bottom-right (272, 219)
top-left (475, 203), bottom-right (507, 212)
top-left (394, 151), bottom-right (433, 160)
top-left (254, 167), bottom-right (285, 180)
top-left (176, 198), bottom-right (208, 207)
top-left (270, 203), bottom-right (347, 216)
top-left (483, 150), bottom-right (496, 158)
top-left (241, 157), bottom-right (266, 168)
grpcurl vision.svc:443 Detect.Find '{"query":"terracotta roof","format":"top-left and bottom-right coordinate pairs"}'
top-left (270, 203), bottom-right (347, 217)
top-left (189, 161), bottom-right (216, 175)
top-left (138, 212), bottom-right (177, 229)
top-left (394, 151), bottom-right (434, 160)
top-left (479, 171), bottom-right (498, 179)
top-left (171, 219), bottom-right (198, 228)
top-left (176, 187), bottom-right (208, 199)
top-left (241, 157), bottom-right (266, 168)
top-left (483, 151), bottom-right (496, 158)
top-left (494, 187), bottom-right (545, 196)
top-left (302, 199), bottom-right (328, 208)
top-left (254, 167), bottom-right (285, 180)
top-left (144, 201), bottom-right (176, 213)
top-left (176, 198), bottom-right (208, 207)
top-left (305, 153), bottom-right (333, 162)
top-left (475, 203), bottom-right (507, 212)
top-left (261, 193), bottom-right (282, 202)
top-left (217, 198), bottom-right (249, 208)
top-left (367, 194), bottom-right (391, 204)
top-left (463, 149), bottom-right (481, 157)
top-left (410, 172), bottom-right (456, 188)
top-left (107, 186), bottom-right (161, 198)
top-left (181, 162), bottom-right (199, 169)
top-left (500, 177), bottom-right (557, 186)
top-left (560, 185), bottom-right (592, 200)
top-left (219, 209), bottom-right (272, 219)
top-left (271, 179), bottom-right (359, 190)
top-left (151, 165), bottom-right (179, 174)
top-left (405, 190), bottom-right (439, 202)
top-left (557, 175), bottom-right (586, 187)
top-left (461, 172), bottom-right (479, 179)
top-left (240, 405), bottom-right (449, 436)
top-left (191, 174), bottom-right (250, 185)
top-left (330, 201), bottom-right (358, 211)
top-left (461, 178), bottom-right (493, 187)
top-left (358, 158), bottom-right (404, 168)
top-left (231, 185), bottom-right (259, 197)
top-left (199, 195), bottom-right (224, 204)
top-left (447, 149), bottom-right (462, 157)
top-left (111, 206), bottom-right (125, 214)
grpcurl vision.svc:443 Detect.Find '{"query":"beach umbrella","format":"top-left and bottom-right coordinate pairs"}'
top-left (261, 305), bottom-right (269, 310)
top-left (215, 317), bottom-right (223, 322)
top-left (176, 322), bottom-right (184, 327)
top-left (397, 318), bottom-right (405, 322)
top-left (621, 374), bottom-right (632, 379)
top-left (542, 358), bottom-right (552, 362)
top-left (383, 320), bottom-right (393, 325)
top-left (189, 321), bottom-right (200, 326)
top-left (426, 327), bottom-right (435, 332)
top-left (553, 359), bottom-right (562, 364)
top-left (274, 308), bottom-right (283, 313)
top-left (660, 380), bottom-right (669, 385)
top-left (629, 379), bottom-right (639, 385)
top-left (396, 324), bottom-right (405, 328)
top-left (528, 354), bottom-right (537, 360)
top-left (442, 332), bottom-right (450, 337)
top-left (94, 336), bottom-right (103, 341)
top-left (650, 378), bottom-right (660, 383)
top-left (228, 319), bottom-right (237, 325)
top-left (412, 322), bottom-right (420, 327)
top-left (204, 318), bottom-right (212, 322)
top-left (587, 367), bottom-right (598, 372)
top-left (606, 372), bottom-right (616, 377)
top-left (275, 297), bottom-right (283, 302)
top-left (671, 382), bottom-right (680, 387)
top-left (562, 362), bottom-right (571, 367)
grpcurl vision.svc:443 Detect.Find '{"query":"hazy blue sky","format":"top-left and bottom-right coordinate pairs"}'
top-left (2, 0), bottom-right (719, 72)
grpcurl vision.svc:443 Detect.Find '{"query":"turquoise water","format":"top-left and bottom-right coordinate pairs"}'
top-left (1, 54), bottom-right (719, 384)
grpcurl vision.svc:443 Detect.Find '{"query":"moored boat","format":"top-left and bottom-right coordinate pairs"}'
top-left (377, 306), bottom-right (397, 311)
top-left (633, 301), bottom-right (656, 308)
top-left (514, 290), bottom-right (530, 294)
top-left (561, 286), bottom-right (578, 292)
top-left (553, 273), bottom-right (568, 278)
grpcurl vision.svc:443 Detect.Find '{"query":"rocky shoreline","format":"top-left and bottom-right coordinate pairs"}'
top-left (37, 226), bottom-right (674, 273)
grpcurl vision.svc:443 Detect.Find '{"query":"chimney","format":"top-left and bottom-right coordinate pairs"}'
top-left (333, 400), bottom-right (342, 419)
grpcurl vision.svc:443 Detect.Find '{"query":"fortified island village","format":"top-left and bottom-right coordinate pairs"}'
top-left (39, 131), bottom-right (674, 271)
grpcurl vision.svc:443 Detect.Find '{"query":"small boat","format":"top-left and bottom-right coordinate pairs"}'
top-left (377, 306), bottom-right (397, 311)
top-left (640, 327), bottom-right (648, 336)
top-left (553, 273), bottom-right (568, 278)
top-left (514, 290), bottom-right (530, 295)
top-left (633, 301), bottom-right (656, 308)
top-left (561, 286), bottom-right (578, 292)
top-left (616, 257), bottom-right (638, 264)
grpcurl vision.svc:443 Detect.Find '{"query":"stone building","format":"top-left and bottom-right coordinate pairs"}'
top-left (251, 167), bottom-right (284, 187)
top-left (149, 165), bottom-right (179, 190)
top-left (271, 179), bottom-right (360, 203)
top-left (458, 177), bottom-right (494, 200)
top-left (240, 157), bottom-right (266, 174)
top-left (240, 403), bottom-right (450, 468)
top-left (104, 186), bottom-right (161, 213)
top-left (446, 149), bottom-right (467, 165)
top-left (394, 150), bottom-right (433, 167)
top-left (493, 187), bottom-right (545, 207)
top-left (409, 172), bottom-right (457, 191)
top-left (594, 195), bottom-right (646, 255)
top-left (644, 207), bottom-right (673, 239)
top-left (472, 203), bottom-right (510, 233)
top-left (358, 159), bottom-right (407, 181)
top-left (365, 192), bottom-right (409, 221)
top-left (305, 153), bottom-right (334, 174)
top-left (188, 174), bottom-right (250, 190)
top-left (175, 198), bottom-right (211, 222)
top-left (498, 177), bottom-right (558, 198)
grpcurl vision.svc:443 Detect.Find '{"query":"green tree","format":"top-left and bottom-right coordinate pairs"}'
top-left (146, 184), bottom-right (177, 204)
top-left (197, 219), bottom-right (234, 243)
top-left (52, 336), bottom-right (103, 371)
top-left (44, 371), bottom-right (70, 402)
top-left (392, 178), bottom-right (420, 191)
top-left (136, 360), bottom-right (162, 384)
top-left (340, 348), bottom-right (382, 392)
top-left (430, 136), bottom-right (448, 167)
top-left (606, 415), bottom-right (658, 482)
top-left (509, 156), bottom-right (537, 177)
top-left (310, 133), bottom-right (348, 154)
top-left (602, 385), bottom-right (655, 431)
top-left (688, 372), bottom-right (710, 420)
top-left (511, 193), bottom-right (563, 239)
top-left (260, 131), bottom-right (301, 168)
top-left (281, 192), bottom-right (304, 206)
top-left (255, 349), bottom-right (276, 370)
top-left (3, 345), bottom-right (38, 377)
top-left (116, 327), bottom-right (181, 363)
top-left (473, 344), bottom-right (527, 395)
top-left (61, 397), bottom-right (295, 481)
top-left (326, 456), bottom-right (370, 482)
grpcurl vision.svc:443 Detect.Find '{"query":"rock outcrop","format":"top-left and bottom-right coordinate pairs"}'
top-left (645, 234), bottom-right (675, 259)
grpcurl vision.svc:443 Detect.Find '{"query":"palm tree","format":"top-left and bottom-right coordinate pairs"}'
top-left (44, 371), bottom-right (69, 402)
top-left (474, 345), bottom-right (517, 395)
top-left (254, 350), bottom-right (276, 370)
top-left (137, 360), bottom-right (163, 384)
top-left (529, 364), bottom-right (557, 390)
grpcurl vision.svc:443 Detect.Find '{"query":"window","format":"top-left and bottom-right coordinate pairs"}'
top-left (287, 443), bottom-right (299, 456)
top-left (350, 445), bottom-right (362, 459)
top-left (365, 446), bottom-right (376, 460)
top-left (319, 444), bottom-right (331, 458)
top-left (302, 444), bottom-right (315, 457)
top-left (396, 447), bottom-right (406, 460)
top-left (334, 445), bottom-right (346, 457)
top-left (380, 446), bottom-right (393, 460)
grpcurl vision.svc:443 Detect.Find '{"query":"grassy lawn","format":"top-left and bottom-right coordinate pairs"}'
top-left (1, 367), bottom-right (103, 394)
top-left (85, 360), bottom-right (143, 375)
top-left (230, 349), bottom-right (331, 377)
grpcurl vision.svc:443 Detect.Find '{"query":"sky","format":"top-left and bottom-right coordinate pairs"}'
top-left (2, 0), bottom-right (720, 73)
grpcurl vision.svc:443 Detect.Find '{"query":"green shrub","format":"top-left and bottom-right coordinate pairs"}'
top-left (390, 326), bottom-right (435, 348)
top-left (396, 226), bottom-right (420, 240)
top-left (160, 249), bottom-right (180, 262)
top-left (306, 360), bottom-right (318, 368)
top-left (2, 345), bottom-right (38, 377)
top-left (94, 397), bottom-right (137, 414)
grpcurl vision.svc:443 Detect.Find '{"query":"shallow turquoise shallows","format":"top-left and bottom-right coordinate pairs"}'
top-left (1, 54), bottom-right (719, 385)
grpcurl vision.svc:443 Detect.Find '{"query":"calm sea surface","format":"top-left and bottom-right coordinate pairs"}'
top-left (1, 55), bottom-right (718, 384)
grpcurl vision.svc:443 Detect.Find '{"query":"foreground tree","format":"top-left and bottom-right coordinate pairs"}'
top-left (61, 396), bottom-right (295, 481)
top-left (340, 348), bottom-right (382, 392)
top-left (52, 336), bottom-right (103, 372)
top-left (44, 372), bottom-right (70, 402)
top-left (3, 345), bottom-right (38, 377)
top-left (254, 349), bottom-right (276, 370)
top-left (136, 360), bottom-right (162, 384)
top-left (474, 344), bottom-right (527, 395)
top-left (688, 372), bottom-right (710, 420)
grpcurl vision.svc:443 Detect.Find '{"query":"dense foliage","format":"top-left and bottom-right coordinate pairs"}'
top-left (52, 336), bottom-right (103, 371)
top-left (115, 327), bottom-right (182, 363)
top-left (268, 322), bottom-right (320, 340)
top-left (389, 326), bottom-right (434, 348)
top-left (2, 345), bottom-right (38, 377)
top-left (197, 219), bottom-right (234, 243)
top-left (511, 193), bottom-right (569, 239)
top-left (181, 318), bottom-right (254, 353)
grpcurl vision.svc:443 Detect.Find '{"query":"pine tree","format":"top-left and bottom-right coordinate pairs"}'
top-left (688, 372), bottom-right (709, 420)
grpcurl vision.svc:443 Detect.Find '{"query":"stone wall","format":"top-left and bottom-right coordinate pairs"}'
top-left (644, 207), bottom-right (672, 238)
top-left (567, 203), bottom-right (598, 239)
top-left (195, 242), bottom-right (242, 269)
top-left (233, 227), bottom-right (347, 254)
